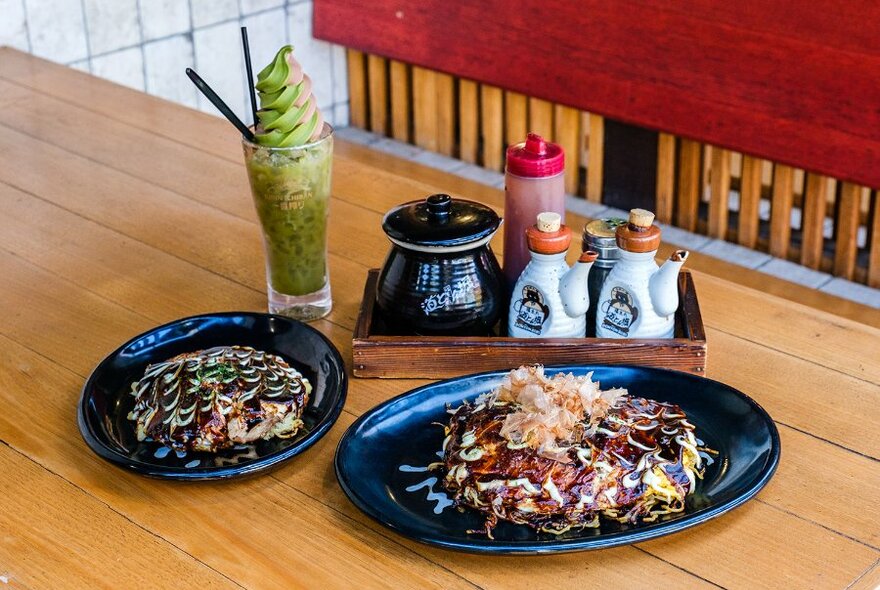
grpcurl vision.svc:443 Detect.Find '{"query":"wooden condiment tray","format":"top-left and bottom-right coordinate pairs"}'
top-left (352, 269), bottom-right (706, 378)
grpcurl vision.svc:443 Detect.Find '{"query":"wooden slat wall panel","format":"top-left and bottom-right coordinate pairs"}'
top-left (528, 97), bottom-right (554, 139)
top-left (578, 113), bottom-right (589, 179)
top-left (731, 152), bottom-right (743, 179)
top-left (345, 52), bottom-right (878, 288)
top-left (346, 49), bottom-right (367, 128)
top-left (579, 112), bottom-right (590, 195)
top-left (738, 156), bottom-right (763, 248)
top-left (436, 73), bottom-right (455, 156)
top-left (676, 139), bottom-right (702, 232)
top-left (834, 182), bottom-right (862, 280)
top-left (869, 192), bottom-right (880, 288)
top-left (800, 173), bottom-right (829, 269)
top-left (861, 187), bottom-right (872, 223)
top-left (770, 164), bottom-right (795, 259)
top-left (480, 85), bottom-right (504, 170)
top-left (389, 60), bottom-right (410, 142)
top-left (458, 79), bottom-right (479, 164)
top-left (366, 54), bottom-right (388, 134)
top-left (412, 66), bottom-right (438, 151)
top-left (554, 105), bottom-right (580, 194)
top-left (762, 161), bottom-right (774, 191)
top-left (702, 145), bottom-right (713, 204)
top-left (656, 133), bottom-right (676, 223)
top-left (504, 91), bottom-right (527, 149)
top-left (586, 114), bottom-right (604, 203)
top-left (793, 169), bottom-right (806, 202)
top-left (708, 147), bottom-right (731, 239)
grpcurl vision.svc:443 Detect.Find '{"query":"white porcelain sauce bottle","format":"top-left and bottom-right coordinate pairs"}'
top-left (508, 212), bottom-right (597, 338)
top-left (595, 209), bottom-right (689, 339)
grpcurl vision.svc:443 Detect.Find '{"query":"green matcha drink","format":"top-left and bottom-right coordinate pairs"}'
top-left (243, 45), bottom-right (333, 320)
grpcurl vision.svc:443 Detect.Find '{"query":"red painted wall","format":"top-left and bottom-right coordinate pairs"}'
top-left (314, 1), bottom-right (880, 188)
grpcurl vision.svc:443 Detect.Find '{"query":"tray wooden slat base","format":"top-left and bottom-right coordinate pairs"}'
top-left (353, 269), bottom-right (707, 378)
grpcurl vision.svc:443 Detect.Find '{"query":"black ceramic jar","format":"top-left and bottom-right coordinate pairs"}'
top-left (377, 194), bottom-right (504, 336)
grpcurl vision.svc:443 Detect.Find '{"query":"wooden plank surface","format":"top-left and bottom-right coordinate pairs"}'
top-left (0, 199), bottom-right (868, 588)
top-left (0, 443), bottom-right (237, 590)
top-left (849, 560), bottom-right (880, 590)
top-left (314, 0), bottom-right (880, 190)
top-left (1, 50), bottom-right (878, 589)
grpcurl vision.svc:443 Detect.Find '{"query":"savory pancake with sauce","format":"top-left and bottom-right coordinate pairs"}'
top-left (441, 366), bottom-right (707, 536)
top-left (127, 346), bottom-right (310, 452)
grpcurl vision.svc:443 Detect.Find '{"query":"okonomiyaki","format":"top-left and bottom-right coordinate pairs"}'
top-left (127, 346), bottom-right (311, 452)
top-left (441, 366), bottom-right (710, 536)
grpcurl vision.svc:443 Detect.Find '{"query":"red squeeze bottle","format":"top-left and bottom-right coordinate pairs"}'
top-left (502, 133), bottom-right (566, 287)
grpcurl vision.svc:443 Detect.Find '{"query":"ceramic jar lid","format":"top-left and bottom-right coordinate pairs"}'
top-left (382, 194), bottom-right (501, 251)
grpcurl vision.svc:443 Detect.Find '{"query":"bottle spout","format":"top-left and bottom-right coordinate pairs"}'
top-left (649, 250), bottom-right (689, 317)
top-left (559, 251), bottom-right (598, 318)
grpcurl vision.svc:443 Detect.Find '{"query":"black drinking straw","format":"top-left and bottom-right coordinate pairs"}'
top-left (241, 26), bottom-right (259, 128)
top-left (185, 67), bottom-right (255, 141)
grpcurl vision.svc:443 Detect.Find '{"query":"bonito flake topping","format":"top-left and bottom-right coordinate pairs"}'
top-left (477, 365), bottom-right (627, 462)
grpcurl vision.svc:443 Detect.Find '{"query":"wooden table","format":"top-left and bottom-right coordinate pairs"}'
top-left (0, 48), bottom-right (878, 590)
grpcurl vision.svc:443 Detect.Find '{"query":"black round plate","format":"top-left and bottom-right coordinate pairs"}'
top-left (79, 312), bottom-right (347, 480)
top-left (335, 365), bottom-right (780, 554)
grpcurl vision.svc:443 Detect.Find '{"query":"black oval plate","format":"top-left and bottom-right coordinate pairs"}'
top-left (335, 365), bottom-right (780, 554)
top-left (79, 312), bottom-right (347, 480)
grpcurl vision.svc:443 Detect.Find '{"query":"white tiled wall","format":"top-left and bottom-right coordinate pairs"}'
top-left (0, 0), bottom-right (350, 127)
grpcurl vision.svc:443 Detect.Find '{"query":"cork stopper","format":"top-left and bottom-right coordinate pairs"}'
top-left (629, 208), bottom-right (655, 228)
top-left (616, 208), bottom-right (662, 253)
top-left (536, 212), bottom-right (561, 232)
top-left (526, 211), bottom-right (571, 254)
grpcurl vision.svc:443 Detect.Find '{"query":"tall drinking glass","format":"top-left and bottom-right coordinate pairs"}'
top-left (242, 124), bottom-right (333, 320)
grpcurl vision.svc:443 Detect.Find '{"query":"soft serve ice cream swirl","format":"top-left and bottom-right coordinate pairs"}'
top-left (254, 45), bottom-right (324, 147)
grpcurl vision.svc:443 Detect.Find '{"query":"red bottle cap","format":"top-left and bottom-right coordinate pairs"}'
top-left (506, 133), bottom-right (565, 178)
